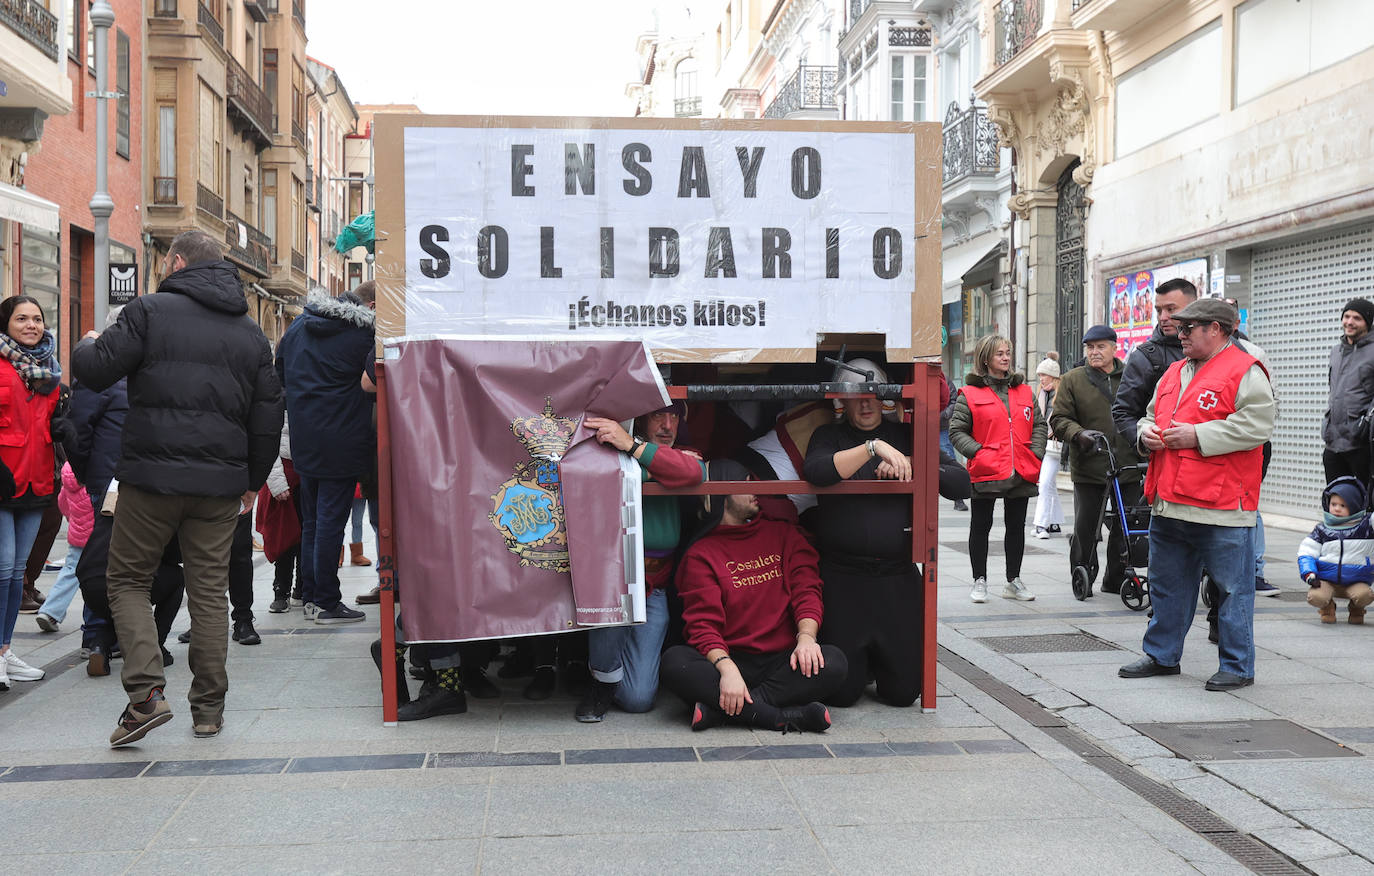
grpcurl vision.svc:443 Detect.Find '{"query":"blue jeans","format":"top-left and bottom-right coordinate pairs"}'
top-left (940, 429), bottom-right (956, 460)
top-left (1253, 512), bottom-right (1266, 579)
top-left (349, 495), bottom-right (378, 543)
top-left (1143, 516), bottom-right (1256, 678)
top-left (38, 544), bottom-right (84, 624)
top-left (297, 475), bottom-right (356, 611)
top-left (0, 509), bottom-right (44, 646)
top-left (587, 587), bottom-right (668, 713)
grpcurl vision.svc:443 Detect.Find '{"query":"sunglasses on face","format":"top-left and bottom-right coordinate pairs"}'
top-left (1175, 321), bottom-right (1211, 336)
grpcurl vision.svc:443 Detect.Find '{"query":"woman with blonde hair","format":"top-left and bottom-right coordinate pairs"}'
top-left (1032, 352), bottom-right (1064, 539)
top-left (948, 335), bottom-right (1047, 603)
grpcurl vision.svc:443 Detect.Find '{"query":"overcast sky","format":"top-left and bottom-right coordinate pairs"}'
top-left (306, 1), bottom-right (692, 117)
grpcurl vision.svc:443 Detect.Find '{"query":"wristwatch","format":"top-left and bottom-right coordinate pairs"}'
top-left (631, 436), bottom-right (646, 453)
top-left (865, 439), bottom-right (877, 458)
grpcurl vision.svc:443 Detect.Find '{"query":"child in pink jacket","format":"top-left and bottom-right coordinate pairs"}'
top-left (36, 463), bottom-right (93, 632)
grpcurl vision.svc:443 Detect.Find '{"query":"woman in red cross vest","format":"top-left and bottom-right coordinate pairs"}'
top-left (948, 334), bottom-right (1047, 603)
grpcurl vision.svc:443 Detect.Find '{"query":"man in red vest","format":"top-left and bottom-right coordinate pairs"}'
top-left (1119, 297), bottom-right (1275, 691)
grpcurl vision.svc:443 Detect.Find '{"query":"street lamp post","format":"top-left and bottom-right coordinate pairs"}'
top-left (88, 0), bottom-right (116, 331)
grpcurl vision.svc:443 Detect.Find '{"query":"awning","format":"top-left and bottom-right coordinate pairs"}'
top-left (0, 182), bottom-right (59, 233)
top-left (940, 241), bottom-right (1001, 304)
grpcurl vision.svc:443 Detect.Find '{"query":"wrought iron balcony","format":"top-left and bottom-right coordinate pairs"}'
top-left (994, 0), bottom-right (1043, 66)
top-left (291, 120), bottom-right (306, 150)
top-left (1, 0), bottom-right (60, 61)
top-left (226, 54), bottom-right (274, 147)
top-left (243, 0), bottom-right (268, 22)
top-left (762, 65), bottom-right (837, 120)
top-left (225, 210), bottom-right (272, 278)
top-left (291, 248), bottom-right (306, 273)
top-left (889, 25), bottom-right (931, 47)
top-left (197, 182), bottom-right (223, 219)
top-left (674, 96), bottom-right (701, 117)
top-left (197, 0), bottom-right (223, 45)
top-left (153, 177), bottom-right (178, 205)
top-left (291, 0), bottom-right (303, 26)
top-left (942, 102), bottom-right (1001, 185)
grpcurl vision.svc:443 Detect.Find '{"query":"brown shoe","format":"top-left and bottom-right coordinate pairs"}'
top-left (109, 689), bottom-right (173, 747)
top-left (356, 585), bottom-right (381, 605)
top-left (1319, 602), bottom-right (1337, 624)
top-left (193, 721), bottom-right (222, 738)
top-left (350, 542), bottom-right (372, 566)
top-left (87, 646), bottom-right (111, 677)
top-left (19, 589), bottom-right (41, 614)
top-left (1351, 604), bottom-right (1367, 625)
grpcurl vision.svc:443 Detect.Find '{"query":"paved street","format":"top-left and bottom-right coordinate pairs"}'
top-left (1, 493), bottom-right (1372, 875)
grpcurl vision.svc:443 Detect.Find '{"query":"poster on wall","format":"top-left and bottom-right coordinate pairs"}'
top-left (1105, 258), bottom-right (1209, 359)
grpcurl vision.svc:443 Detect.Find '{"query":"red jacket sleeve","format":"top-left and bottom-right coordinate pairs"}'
top-left (782, 523), bottom-right (824, 628)
top-left (676, 547), bottom-right (730, 656)
top-left (939, 372), bottom-right (951, 412)
top-left (641, 443), bottom-right (707, 488)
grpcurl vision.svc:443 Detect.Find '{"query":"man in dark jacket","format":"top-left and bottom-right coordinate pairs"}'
top-left (1322, 298), bottom-right (1374, 485)
top-left (1051, 325), bottom-right (1141, 598)
top-left (274, 282), bottom-right (375, 625)
top-left (1111, 278), bottom-right (1196, 445)
top-left (73, 229), bottom-right (284, 747)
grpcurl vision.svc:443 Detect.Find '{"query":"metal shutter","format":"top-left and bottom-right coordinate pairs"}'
top-left (1250, 221), bottom-right (1374, 517)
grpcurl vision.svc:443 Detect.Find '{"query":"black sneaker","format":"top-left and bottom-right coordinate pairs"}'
top-left (575, 679), bottom-right (616, 723)
top-left (778, 702), bottom-right (832, 734)
top-left (161, 647), bottom-right (174, 667)
top-left (370, 639), bottom-right (411, 707)
top-left (314, 604), bottom-right (366, 625)
top-left (397, 686), bottom-right (467, 721)
top-left (523, 666), bottom-right (556, 701)
top-left (232, 619), bottom-right (261, 645)
top-left (268, 596), bottom-right (290, 614)
top-left (690, 702), bottom-right (728, 731)
top-left (177, 630), bottom-right (191, 644)
top-left (953, 499), bottom-right (968, 512)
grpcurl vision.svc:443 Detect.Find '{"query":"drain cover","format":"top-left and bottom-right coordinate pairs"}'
top-left (1132, 720), bottom-right (1361, 761)
top-left (975, 633), bottom-right (1125, 654)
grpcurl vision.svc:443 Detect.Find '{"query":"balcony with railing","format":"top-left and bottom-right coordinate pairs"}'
top-left (942, 102), bottom-right (1001, 187)
top-left (225, 210), bottom-right (273, 278)
top-left (197, 0), bottom-right (223, 45)
top-left (291, 119), bottom-right (306, 150)
top-left (243, 0), bottom-right (268, 22)
top-left (994, 0), bottom-right (1043, 66)
top-left (889, 25), bottom-right (932, 47)
top-left (226, 55), bottom-right (274, 148)
top-left (291, 0), bottom-right (304, 26)
top-left (197, 183), bottom-right (223, 219)
top-left (1, 0), bottom-right (60, 61)
top-left (153, 177), bottom-right (178, 205)
top-left (762, 65), bottom-right (838, 120)
top-left (674, 96), bottom-right (701, 117)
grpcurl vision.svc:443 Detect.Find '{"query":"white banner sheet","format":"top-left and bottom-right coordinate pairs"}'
top-left (401, 126), bottom-right (918, 355)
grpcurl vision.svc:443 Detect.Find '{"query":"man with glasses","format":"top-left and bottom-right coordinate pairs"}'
top-left (1119, 298), bottom-right (1275, 691)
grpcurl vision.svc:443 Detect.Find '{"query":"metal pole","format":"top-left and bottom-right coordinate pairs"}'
top-left (89, 0), bottom-right (116, 330)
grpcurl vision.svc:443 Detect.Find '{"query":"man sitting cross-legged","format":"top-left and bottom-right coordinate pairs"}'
top-left (659, 460), bottom-right (848, 732)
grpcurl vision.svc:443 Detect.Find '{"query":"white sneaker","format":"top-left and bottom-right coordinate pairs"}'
top-left (303, 602), bottom-right (320, 622)
top-left (1034, 527), bottom-right (1049, 540)
top-left (970, 578), bottom-right (988, 603)
top-left (1001, 578), bottom-right (1036, 601)
top-left (3, 651), bottom-right (44, 681)
top-left (0, 658), bottom-right (8, 690)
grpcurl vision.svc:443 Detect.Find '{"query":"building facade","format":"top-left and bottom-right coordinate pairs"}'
top-left (306, 56), bottom-right (356, 296)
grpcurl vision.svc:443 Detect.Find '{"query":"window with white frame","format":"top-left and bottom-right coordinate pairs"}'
top-left (1115, 20), bottom-right (1221, 156)
top-left (890, 54), bottom-right (927, 121)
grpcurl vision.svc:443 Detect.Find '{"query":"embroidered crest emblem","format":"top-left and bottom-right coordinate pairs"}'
top-left (1023, 406), bottom-right (1033, 422)
top-left (489, 397), bottom-right (576, 573)
top-left (1197, 390), bottom-right (1219, 411)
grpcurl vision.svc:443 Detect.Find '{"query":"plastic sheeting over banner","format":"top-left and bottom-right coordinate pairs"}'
top-left (384, 336), bottom-right (669, 642)
top-left (373, 115), bottom-right (944, 363)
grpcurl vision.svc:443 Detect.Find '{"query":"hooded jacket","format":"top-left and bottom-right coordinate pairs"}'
top-left (1112, 324), bottom-right (1183, 445)
top-left (274, 292), bottom-right (376, 479)
top-left (72, 259), bottom-right (284, 497)
top-left (1323, 331), bottom-right (1374, 453)
top-left (1297, 477), bottom-right (1374, 586)
top-left (67, 376), bottom-right (127, 501)
top-left (948, 371), bottom-right (1047, 499)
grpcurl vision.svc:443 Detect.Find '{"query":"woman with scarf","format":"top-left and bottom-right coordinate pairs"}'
top-left (0, 296), bottom-right (65, 689)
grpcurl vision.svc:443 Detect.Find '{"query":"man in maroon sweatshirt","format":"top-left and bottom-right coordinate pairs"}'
top-left (659, 460), bottom-right (848, 732)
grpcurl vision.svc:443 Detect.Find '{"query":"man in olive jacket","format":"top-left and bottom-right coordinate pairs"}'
top-left (1050, 325), bottom-right (1141, 598)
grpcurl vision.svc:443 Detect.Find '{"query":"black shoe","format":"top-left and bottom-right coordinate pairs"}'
top-left (1208, 617), bottom-right (1220, 644)
top-left (161, 647), bottom-right (174, 667)
top-left (177, 630), bottom-right (191, 644)
top-left (409, 665), bottom-right (428, 681)
top-left (778, 702), bottom-right (832, 734)
top-left (1047, 524), bottom-right (1061, 533)
top-left (523, 666), bottom-right (556, 700)
top-left (690, 702), bottom-right (727, 731)
top-left (462, 668), bottom-right (500, 699)
top-left (1100, 580), bottom-right (1122, 595)
top-left (562, 660), bottom-right (591, 697)
top-left (1118, 655), bottom-right (1181, 678)
top-left (575, 680), bottom-right (616, 723)
top-left (953, 499), bottom-right (968, 512)
top-left (232, 619), bottom-right (261, 645)
top-left (1205, 671), bottom-right (1254, 691)
top-left (315, 604), bottom-right (366, 624)
top-left (369, 639), bottom-right (411, 707)
top-left (397, 686), bottom-right (467, 721)
top-left (268, 596), bottom-right (290, 614)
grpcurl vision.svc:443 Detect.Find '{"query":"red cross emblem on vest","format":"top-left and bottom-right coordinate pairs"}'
top-left (1197, 390), bottom-right (1219, 411)
top-left (1023, 406), bottom-right (1033, 421)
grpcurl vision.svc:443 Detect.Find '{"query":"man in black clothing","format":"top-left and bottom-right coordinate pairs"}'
top-left (1111, 278), bottom-right (1196, 445)
top-left (74, 229), bottom-right (283, 746)
top-left (802, 358), bottom-right (922, 707)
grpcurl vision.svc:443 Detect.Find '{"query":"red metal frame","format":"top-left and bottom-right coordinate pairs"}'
top-left (376, 361), bottom-right (399, 724)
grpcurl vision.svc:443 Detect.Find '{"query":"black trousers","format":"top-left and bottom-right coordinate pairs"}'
top-left (77, 511), bottom-right (185, 649)
top-left (228, 513), bottom-right (255, 621)
top-left (1324, 448), bottom-right (1371, 494)
top-left (819, 558), bottom-right (922, 707)
top-left (968, 495), bottom-right (1029, 582)
top-left (659, 644), bottom-right (847, 709)
top-left (24, 493), bottom-right (63, 589)
top-left (1070, 480), bottom-right (1143, 590)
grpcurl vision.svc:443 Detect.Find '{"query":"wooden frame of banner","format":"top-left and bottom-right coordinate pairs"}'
top-left (371, 113), bottom-right (942, 363)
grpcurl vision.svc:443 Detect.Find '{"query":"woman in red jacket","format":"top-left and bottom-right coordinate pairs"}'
top-left (948, 334), bottom-right (1047, 604)
top-left (0, 296), bottom-right (62, 689)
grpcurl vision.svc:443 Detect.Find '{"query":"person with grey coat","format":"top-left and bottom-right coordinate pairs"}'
top-left (1323, 298), bottom-right (1374, 486)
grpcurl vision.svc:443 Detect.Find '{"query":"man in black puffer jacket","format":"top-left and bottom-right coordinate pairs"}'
top-left (73, 229), bottom-right (284, 747)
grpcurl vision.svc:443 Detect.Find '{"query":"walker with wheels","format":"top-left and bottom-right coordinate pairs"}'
top-left (1070, 434), bottom-right (1152, 611)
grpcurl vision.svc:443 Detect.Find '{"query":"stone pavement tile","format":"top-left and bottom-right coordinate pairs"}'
top-left (812, 817), bottom-right (1198, 876)
top-left (0, 761), bottom-right (149, 782)
top-left (1013, 648), bottom-right (1137, 666)
top-left (480, 830), bottom-right (829, 876)
top-left (1319, 727), bottom-right (1374, 743)
top-left (151, 783), bottom-right (488, 847)
top-left (1121, 803), bottom-right (1251, 866)
top-left (1190, 863), bottom-right (1256, 876)
top-left (1056, 705), bottom-right (1138, 739)
top-left (563, 746), bottom-right (697, 765)
top-left (878, 726), bottom-right (1011, 743)
top-left (133, 839), bottom-right (482, 874)
top-left (1294, 810), bottom-right (1374, 863)
top-left (1307, 854), bottom-right (1374, 876)
top-left (274, 659), bottom-right (381, 708)
top-left (1096, 734), bottom-right (1175, 764)
top-left (947, 621), bottom-right (1087, 637)
top-left (832, 696), bottom-right (991, 729)
top-left (288, 752), bottom-right (427, 772)
top-left (485, 776), bottom-right (797, 836)
top-left (1247, 658), bottom-right (1350, 685)
top-left (1133, 756), bottom-right (1208, 784)
top-left (1230, 682), bottom-right (1374, 726)
top-left (235, 704), bottom-right (490, 743)
top-left (144, 757), bottom-right (289, 777)
top-left (0, 783), bottom-right (195, 854)
top-left (1251, 826), bottom-right (1351, 862)
top-left (1205, 760), bottom-right (1374, 810)
top-left (1320, 658), bottom-right (1374, 684)
top-left (1031, 689), bottom-right (1087, 709)
top-left (1171, 775), bottom-right (1297, 832)
top-left (430, 751), bottom-right (562, 768)
top-left (1023, 662), bottom-right (1177, 692)
top-left (1047, 758), bottom-right (1157, 812)
top-left (1262, 634), bottom-right (1368, 661)
top-left (2, 851), bottom-right (140, 876)
top-left (1066, 685), bottom-right (1275, 724)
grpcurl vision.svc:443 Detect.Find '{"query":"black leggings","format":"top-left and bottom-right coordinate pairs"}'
top-left (968, 495), bottom-right (1029, 582)
top-left (819, 559), bottom-right (923, 707)
top-left (659, 645), bottom-right (848, 716)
